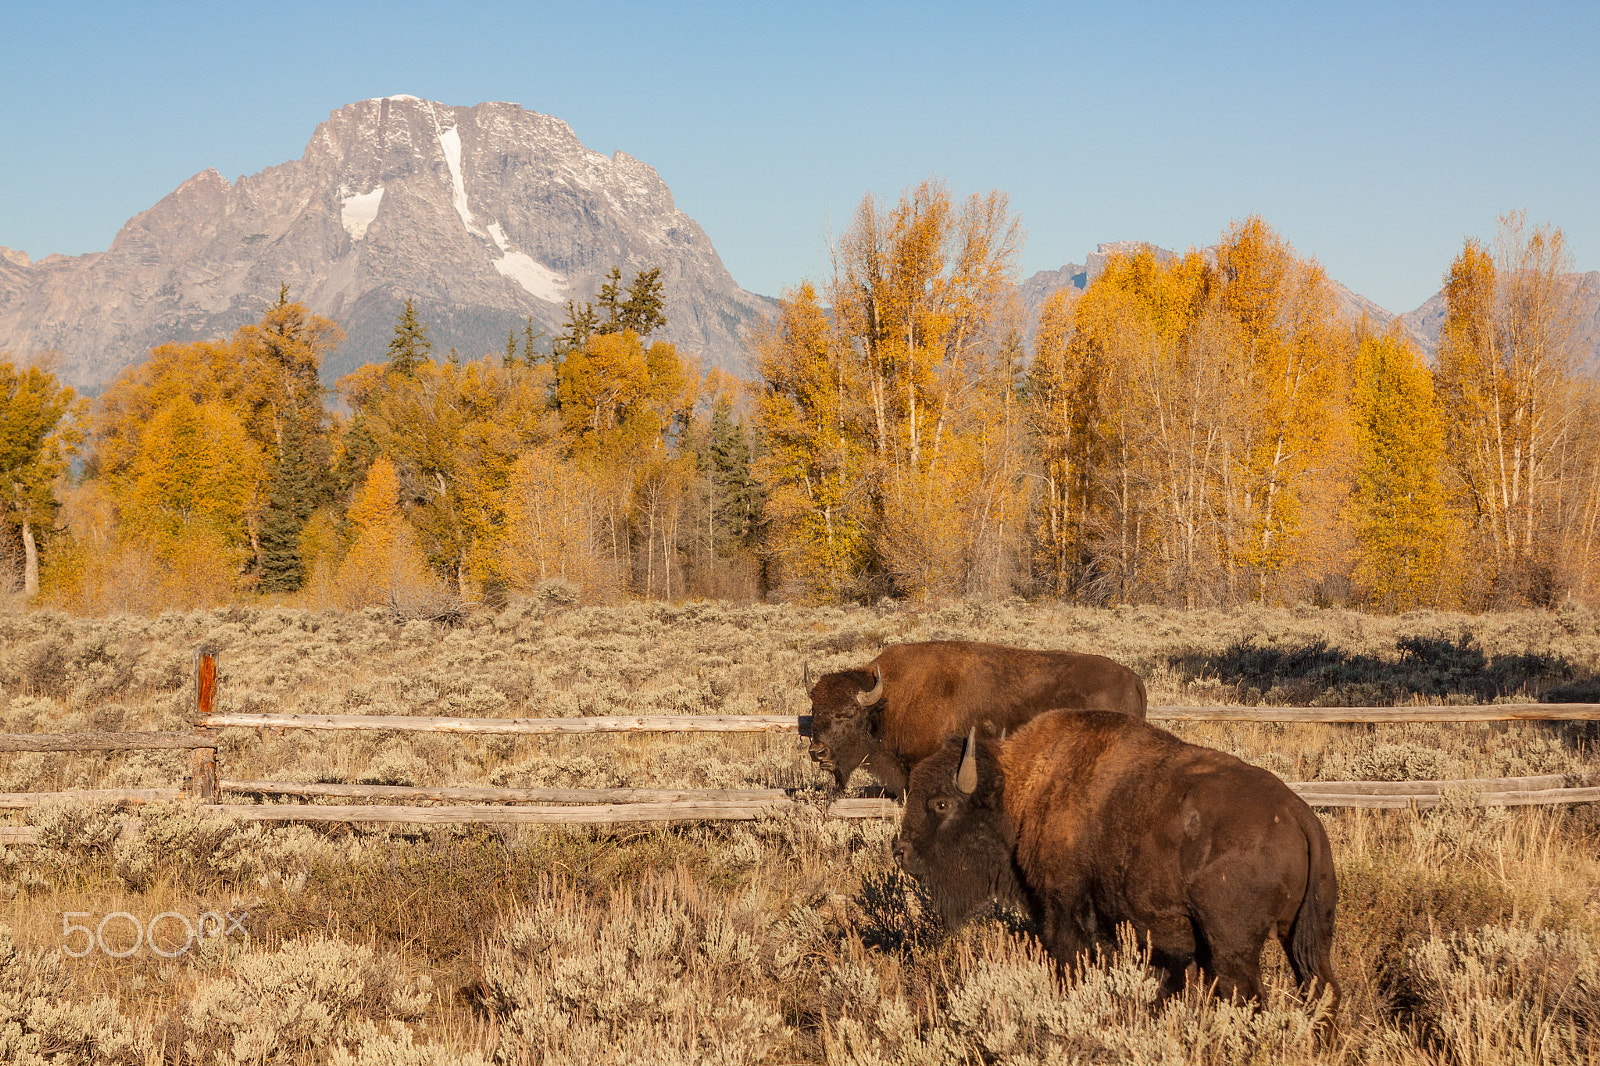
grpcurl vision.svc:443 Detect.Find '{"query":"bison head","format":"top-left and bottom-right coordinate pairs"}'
top-left (806, 666), bottom-right (885, 788)
top-left (894, 730), bottom-right (1020, 925)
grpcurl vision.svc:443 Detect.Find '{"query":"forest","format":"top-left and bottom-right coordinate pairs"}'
top-left (1, 188), bottom-right (1595, 616)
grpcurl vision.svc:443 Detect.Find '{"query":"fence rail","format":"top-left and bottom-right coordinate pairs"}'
top-left (194, 703), bottom-right (1600, 738)
top-left (198, 711), bottom-right (813, 735)
top-left (3, 648), bottom-right (1600, 841)
top-left (1149, 703), bottom-right (1600, 723)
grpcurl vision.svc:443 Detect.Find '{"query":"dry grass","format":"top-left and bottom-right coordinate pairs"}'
top-left (2, 597), bottom-right (1600, 1063)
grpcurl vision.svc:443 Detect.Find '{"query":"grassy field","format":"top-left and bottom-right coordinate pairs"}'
top-left (3, 594), bottom-right (1600, 1064)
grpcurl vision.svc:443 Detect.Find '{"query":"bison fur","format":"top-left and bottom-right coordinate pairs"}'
top-left (894, 710), bottom-right (1339, 1014)
top-left (806, 640), bottom-right (1146, 794)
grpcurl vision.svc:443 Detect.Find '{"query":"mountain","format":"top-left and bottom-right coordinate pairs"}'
top-left (1018, 244), bottom-right (1600, 369)
top-left (0, 97), bottom-right (773, 387)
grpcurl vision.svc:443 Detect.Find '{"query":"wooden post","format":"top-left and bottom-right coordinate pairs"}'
top-left (192, 648), bottom-right (219, 803)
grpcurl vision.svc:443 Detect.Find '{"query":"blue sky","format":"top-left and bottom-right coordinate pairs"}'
top-left (2, 1), bottom-right (1594, 314)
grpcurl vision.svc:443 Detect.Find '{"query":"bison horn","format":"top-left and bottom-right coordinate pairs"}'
top-left (955, 728), bottom-right (978, 795)
top-left (803, 663), bottom-right (813, 694)
top-left (854, 666), bottom-right (884, 707)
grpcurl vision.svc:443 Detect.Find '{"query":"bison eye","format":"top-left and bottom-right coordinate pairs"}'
top-left (929, 797), bottom-right (951, 815)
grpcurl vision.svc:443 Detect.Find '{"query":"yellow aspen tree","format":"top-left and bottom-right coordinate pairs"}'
top-left (0, 360), bottom-right (84, 597)
top-left (346, 356), bottom-right (556, 594)
top-left (1435, 213), bottom-right (1582, 605)
top-left (1213, 215), bottom-right (1350, 601)
top-left (1026, 289), bottom-right (1096, 595)
top-left (1349, 333), bottom-right (1453, 610)
top-left (752, 282), bottom-right (870, 598)
top-left (1041, 247), bottom-right (1232, 606)
top-left (335, 455), bottom-right (434, 606)
top-left (93, 299), bottom-right (342, 590)
top-left (553, 328), bottom-right (696, 597)
top-left (1103, 250), bottom-right (1232, 606)
top-left (501, 444), bottom-right (619, 601)
top-left (113, 396), bottom-right (264, 603)
top-left (823, 180), bottom-right (1024, 600)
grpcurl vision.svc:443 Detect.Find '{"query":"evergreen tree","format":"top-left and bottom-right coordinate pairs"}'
top-left (386, 299), bottom-right (432, 377)
top-left (333, 415), bottom-right (382, 499)
top-left (257, 414), bottom-right (321, 592)
top-left (707, 396), bottom-right (759, 552)
top-left (622, 267), bottom-right (668, 337)
top-left (505, 328), bottom-right (520, 368)
top-left (553, 299), bottom-right (598, 362)
top-left (596, 267), bottom-right (625, 332)
top-left (235, 286), bottom-right (342, 591)
top-left (521, 316), bottom-right (543, 365)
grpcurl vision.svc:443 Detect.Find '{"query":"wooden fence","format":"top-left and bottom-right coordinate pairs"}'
top-left (3, 649), bottom-right (1599, 847)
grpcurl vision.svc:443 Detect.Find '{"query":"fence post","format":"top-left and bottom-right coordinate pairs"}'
top-left (192, 648), bottom-right (218, 803)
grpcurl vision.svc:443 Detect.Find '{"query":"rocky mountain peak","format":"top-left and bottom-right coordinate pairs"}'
top-left (0, 98), bottom-right (773, 386)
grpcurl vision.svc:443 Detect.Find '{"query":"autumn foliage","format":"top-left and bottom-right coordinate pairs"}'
top-left (5, 204), bottom-right (1596, 615)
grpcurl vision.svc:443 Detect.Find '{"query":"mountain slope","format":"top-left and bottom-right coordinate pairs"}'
top-left (0, 97), bottom-right (773, 386)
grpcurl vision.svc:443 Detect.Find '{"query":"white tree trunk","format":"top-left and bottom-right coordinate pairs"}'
top-left (21, 517), bottom-right (38, 598)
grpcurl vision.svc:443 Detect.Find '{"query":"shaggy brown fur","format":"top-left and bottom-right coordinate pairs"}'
top-left (806, 641), bottom-right (1147, 794)
top-left (894, 710), bottom-right (1339, 1015)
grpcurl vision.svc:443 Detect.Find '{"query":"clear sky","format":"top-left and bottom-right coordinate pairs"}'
top-left (2, 1), bottom-right (1594, 314)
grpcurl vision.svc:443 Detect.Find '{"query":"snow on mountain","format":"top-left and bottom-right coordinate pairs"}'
top-left (0, 97), bottom-right (773, 386)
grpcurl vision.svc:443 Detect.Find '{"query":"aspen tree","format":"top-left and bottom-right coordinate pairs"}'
top-left (1435, 213), bottom-right (1581, 605)
top-left (1349, 333), bottom-right (1451, 610)
top-left (1213, 216), bottom-right (1349, 601)
top-left (0, 359), bottom-right (84, 597)
top-left (752, 282), bottom-right (869, 598)
top-left (759, 180), bottom-right (1024, 600)
top-left (343, 355), bottom-right (555, 594)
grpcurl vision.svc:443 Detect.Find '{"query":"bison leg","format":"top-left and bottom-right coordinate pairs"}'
top-left (1036, 896), bottom-right (1108, 977)
top-left (1199, 947), bottom-right (1267, 1005)
top-left (1134, 918), bottom-right (1198, 1001)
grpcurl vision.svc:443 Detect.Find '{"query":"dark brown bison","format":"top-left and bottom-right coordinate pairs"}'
top-left (893, 710), bottom-right (1339, 1013)
top-left (806, 641), bottom-right (1146, 794)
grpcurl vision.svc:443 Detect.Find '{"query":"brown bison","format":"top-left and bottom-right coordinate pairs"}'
top-left (893, 710), bottom-right (1339, 1012)
top-left (806, 640), bottom-right (1146, 795)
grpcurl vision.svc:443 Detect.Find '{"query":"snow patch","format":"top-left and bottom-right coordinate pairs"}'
top-left (339, 185), bottom-right (385, 241)
top-left (493, 249), bottom-right (566, 303)
top-left (430, 109), bottom-right (484, 237)
top-left (488, 222), bottom-right (511, 252)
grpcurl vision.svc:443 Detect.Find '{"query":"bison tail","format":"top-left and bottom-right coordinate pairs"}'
top-left (1288, 806), bottom-right (1340, 1019)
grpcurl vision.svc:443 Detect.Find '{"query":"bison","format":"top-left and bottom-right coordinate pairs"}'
top-left (806, 640), bottom-right (1146, 795)
top-left (893, 710), bottom-right (1339, 1013)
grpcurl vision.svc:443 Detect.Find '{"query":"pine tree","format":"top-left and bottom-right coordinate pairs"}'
top-left (238, 287), bottom-right (341, 589)
top-left (257, 413), bottom-right (320, 592)
top-left (386, 299), bottom-right (432, 378)
top-left (505, 329), bottom-right (520, 368)
top-left (553, 300), bottom-right (598, 362)
top-left (706, 397), bottom-right (760, 553)
top-left (622, 268), bottom-right (667, 337)
top-left (522, 316), bottom-right (543, 365)
top-left (596, 267), bottom-right (625, 332)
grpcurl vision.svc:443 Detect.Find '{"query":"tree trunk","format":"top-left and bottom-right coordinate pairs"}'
top-left (21, 517), bottom-right (38, 598)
